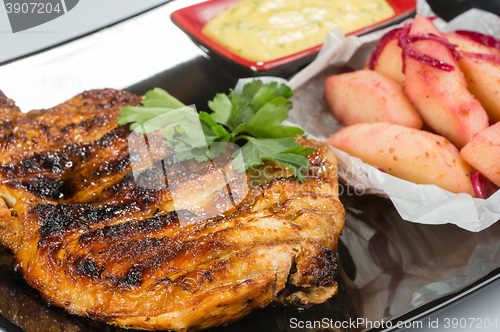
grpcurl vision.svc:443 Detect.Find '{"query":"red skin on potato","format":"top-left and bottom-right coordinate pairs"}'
top-left (365, 37), bottom-right (405, 86)
top-left (403, 14), bottom-right (489, 148)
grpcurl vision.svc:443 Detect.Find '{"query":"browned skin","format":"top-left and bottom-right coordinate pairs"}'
top-left (0, 89), bottom-right (345, 331)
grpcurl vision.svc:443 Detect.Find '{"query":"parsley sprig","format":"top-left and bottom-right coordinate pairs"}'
top-left (117, 80), bottom-right (314, 181)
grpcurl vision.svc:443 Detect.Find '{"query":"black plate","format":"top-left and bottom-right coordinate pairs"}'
top-left (1, 1), bottom-right (500, 332)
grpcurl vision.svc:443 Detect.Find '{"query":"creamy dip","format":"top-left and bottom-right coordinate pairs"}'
top-left (202, 0), bottom-right (395, 62)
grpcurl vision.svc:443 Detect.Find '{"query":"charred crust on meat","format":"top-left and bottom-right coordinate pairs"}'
top-left (118, 265), bottom-right (145, 287)
top-left (98, 127), bottom-right (129, 148)
top-left (10, 175), bottom-right (72, 200)
top-left (77, 213), bottom-right (177, 245)
top-left (66, 143), bottom-right (93, 160)
top-left (93, 150), bottom-right (130, 176)
top-left (302, 247), bottom-right (338, 287)
top-left (35, 204), bottom-right (73, 238)
top-left (11, 152), bottom-right (71, 175)
top-left (35, 203), bottom-right (132, 243)
top-left (80, 89), bottom-right (141, 107)
top-left (73, 257), bottom-right (102, 279)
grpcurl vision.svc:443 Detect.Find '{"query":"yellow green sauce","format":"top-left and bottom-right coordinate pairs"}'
top-left (202, 0), bottom-right (395, 61)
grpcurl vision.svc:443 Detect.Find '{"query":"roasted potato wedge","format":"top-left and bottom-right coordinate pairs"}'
top-left (324, 70), bottom-right (422, 128)
top-left (327, 122), bottom-right (474, 195)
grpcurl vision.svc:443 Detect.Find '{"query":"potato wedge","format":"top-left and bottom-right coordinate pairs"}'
top-left (327, 122), bottom-right (474, 195)
top-left (324, 70), bottom-right (422, 128)
top-left (461, 122), bottom-right (500, 187)
top-left (365, 37), bottom-right (405, 86)
top-left (457, 56), bottom-right (500, 123)
top-left (445, 32), bottom-right (500, 56)
top-left (404, 15), bottom-right (489, 148)
top-left (445, 32), bottom-right (500, 123)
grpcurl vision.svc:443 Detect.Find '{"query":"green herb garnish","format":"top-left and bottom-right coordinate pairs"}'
top-left (117, 80), bottom-right (314, 181)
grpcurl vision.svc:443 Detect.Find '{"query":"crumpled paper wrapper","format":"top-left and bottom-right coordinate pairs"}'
top-left (239, 0), bottom-right (500, 232)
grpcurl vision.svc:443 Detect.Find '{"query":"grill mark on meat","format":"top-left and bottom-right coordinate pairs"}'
top-left (0, 133), bottom-right (21, 155)
top-left (74, 258), bottom-right (102, 279)
top-left (1, 127), bottom-right (134, 202)
top-left (80, 89), bottom-right (140, 107)
top-left (119, 265), bottom-right (145, 287)
top-left (35, 203), bottom-right (139, 243)
top-left (61, 115), bottom-right (119, 143)
top-left (94, 148), bottom-right (130, 176)
top-left (98, 126), bottom-right (130, 148)
top-left (77, 236), bottom-right (180, 287)
top-left (56, 114), bottom-right (118, 140)
top-left (65, 143), bottom-right (93, 160)
top-left (36, 204), bottom-right (73, 237)
top-left (9, 152), bottom-right (71, 176)
top-left (77, 214), bottom-right (178, 246)
top-left (1, 127), bottom-right (129, 179)
top-left (94, 170), bottom-right (167, 205)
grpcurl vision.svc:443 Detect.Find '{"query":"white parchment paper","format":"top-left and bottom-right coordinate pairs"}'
top-left (242, 0), bottom-right (500, 232)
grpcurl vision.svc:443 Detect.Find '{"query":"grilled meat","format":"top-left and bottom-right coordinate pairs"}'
top-left (0, 89), bottom-right (345, 330)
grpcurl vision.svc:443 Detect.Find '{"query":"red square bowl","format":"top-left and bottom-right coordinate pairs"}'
top-left (171, 0), bottom-right (416, 74)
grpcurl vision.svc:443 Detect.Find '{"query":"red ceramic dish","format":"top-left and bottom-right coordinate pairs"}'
top-left (171, 0), bottom-right (416, 72)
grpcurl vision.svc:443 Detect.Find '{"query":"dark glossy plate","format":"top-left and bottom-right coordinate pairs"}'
top-left (2, 187), bottom-right (500, 332)
top-left (170, 0), bottom-right (416, 76)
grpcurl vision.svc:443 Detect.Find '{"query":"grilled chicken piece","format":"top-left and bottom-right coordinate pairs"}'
top-left (0, 89), bottom-right (345, 330)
